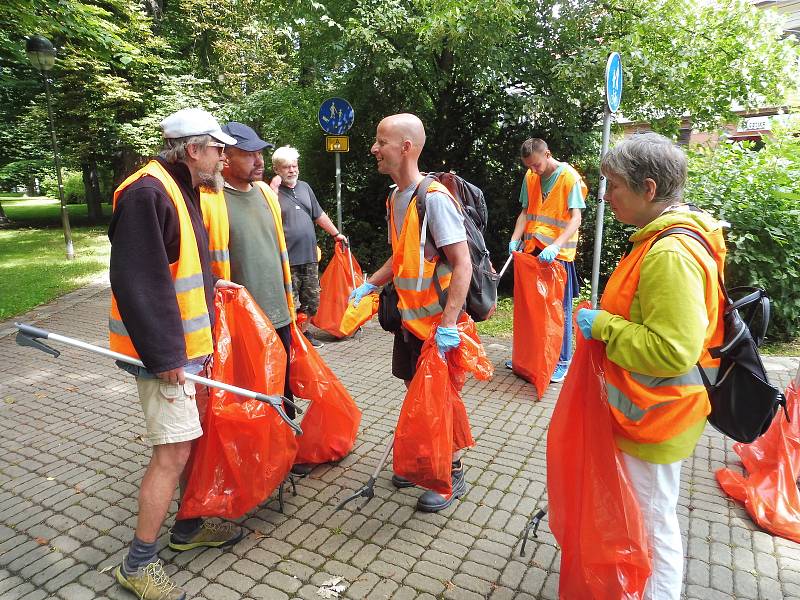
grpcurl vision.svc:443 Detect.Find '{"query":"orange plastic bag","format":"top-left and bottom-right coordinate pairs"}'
top-left (179, 288), bottom-right (298, 519)
top-left (339, 293), bottom-right (379, 336)
top-left (547, 336), bottom-right (651, 599)
top-left (394, 316), bottom-right (486, 495)
top-left (511, 252), bottom-right (566, 399)
top-left (312, 242), bottom-right (364, 338)
top-left (290, 324), bottom-right (362, 464)
top-left (716, 381), bottom-right (800, 542)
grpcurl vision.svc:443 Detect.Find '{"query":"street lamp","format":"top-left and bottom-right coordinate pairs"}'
top-left (26, 35), bottom-right (75, 260)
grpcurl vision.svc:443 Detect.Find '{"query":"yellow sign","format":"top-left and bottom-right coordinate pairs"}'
top-left (326, 136), bottom-right (349, 153)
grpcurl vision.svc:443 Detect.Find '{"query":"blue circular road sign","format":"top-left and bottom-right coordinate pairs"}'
top-left (605, 52), bottom-right (622, 113)
top-left (318, 98), bottom-right (354, 135)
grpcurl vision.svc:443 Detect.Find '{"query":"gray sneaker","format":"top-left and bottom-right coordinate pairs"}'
top-left (115, 560), bottom-right (186, 600)
top-left (168, 520), bottom-right (243, 552)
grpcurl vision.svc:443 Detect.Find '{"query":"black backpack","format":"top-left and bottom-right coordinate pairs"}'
top-left (414, 172), bottom-right (498, 322)
top-left (655, 227), bottom-right (788, 443)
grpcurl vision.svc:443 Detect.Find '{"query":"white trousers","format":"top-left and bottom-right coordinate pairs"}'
top-left (622, 453), bottom-right (684, 600)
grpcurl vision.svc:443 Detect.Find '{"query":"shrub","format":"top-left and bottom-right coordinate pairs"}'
top-left (686, 125), bottom-right (800, 342)
top-left (40, 170), bottom-right (85, 204)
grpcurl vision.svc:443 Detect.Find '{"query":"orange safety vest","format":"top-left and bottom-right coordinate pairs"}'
top-left (199, 182), bottom-right (296, 321)
top-left (109, 160), bottom-right (213, 361)
top-left (523, 165), bottom-right (587, 262)
top-left (600, 225), bottom-right (727, 444)
top-left (389, 181), bottom-right (458, 340)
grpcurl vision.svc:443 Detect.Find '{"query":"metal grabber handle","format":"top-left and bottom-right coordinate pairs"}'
top-left (14, 323), bottom-right (303, 435)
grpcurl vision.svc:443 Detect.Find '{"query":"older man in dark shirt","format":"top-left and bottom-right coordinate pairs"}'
top-left (109, 108), bottom-right (242, 600)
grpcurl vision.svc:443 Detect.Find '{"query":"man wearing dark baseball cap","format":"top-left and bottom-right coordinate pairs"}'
top-left (110, 107), bottom-right (243, 600)
top-left (198, 123), bottom-right (302, 452)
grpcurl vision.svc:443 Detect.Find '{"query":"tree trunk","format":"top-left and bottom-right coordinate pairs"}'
top-left (82, 162), bottom-right (102, 224)
top-left (26, 177), bottom-right (36, 197)
top-left (0, 201), bottom-right (8, 224)
top-left (111, 148), bottom-right (145, 198)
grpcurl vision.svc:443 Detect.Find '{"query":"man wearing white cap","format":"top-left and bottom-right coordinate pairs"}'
top-left (109, 108), bottom-right (243, 600)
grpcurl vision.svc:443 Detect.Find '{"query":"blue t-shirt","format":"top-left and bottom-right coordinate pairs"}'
top-left (519, 163), bottom-right (586, 210)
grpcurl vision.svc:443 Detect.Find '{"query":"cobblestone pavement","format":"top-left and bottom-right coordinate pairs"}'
top-left (1, 280), bottom-right (799, 600)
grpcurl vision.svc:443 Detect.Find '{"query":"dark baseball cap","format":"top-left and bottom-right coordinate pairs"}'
top-left (221, 122), bottom-right (274, 152)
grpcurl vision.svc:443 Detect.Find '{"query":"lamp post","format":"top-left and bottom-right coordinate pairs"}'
top-left (26, 35), bottom-right (74, 260)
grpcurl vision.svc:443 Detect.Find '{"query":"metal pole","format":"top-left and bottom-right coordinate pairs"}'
top-left (42, 74), bottom-right (75, 260)
top-left (335, 151), bottom-right (342, 233)
top-left (590, 109), bottom-right (613, 308)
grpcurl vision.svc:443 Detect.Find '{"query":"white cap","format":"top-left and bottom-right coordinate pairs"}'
top-left (160, 108), bottom-right (237, 146)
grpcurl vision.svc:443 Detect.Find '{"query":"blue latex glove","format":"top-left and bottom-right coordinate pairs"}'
top-left (538, 244), bottom-right (560, 263)
top-left (349, 282), bottom-right (377, 307)
top-left (508, 239), bottom-right (523, 254)
top-left (435, 325), bottom-right (461, 356)
top-left (576, 308), bottom-right (601, 340)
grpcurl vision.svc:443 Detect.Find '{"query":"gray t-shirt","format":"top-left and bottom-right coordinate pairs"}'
top-left (390, 181), bottom-right (466, 259)
top-left (277, 181), bottom-right (323, 266)
top-left (224, 186), bottom-right (292, 329)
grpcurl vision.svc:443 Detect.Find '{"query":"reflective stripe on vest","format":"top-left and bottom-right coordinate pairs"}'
top-left (599, 225), bottom-right (727, 444)
top-left (389, 181), bottom-right (458, 340)
top-left (109, 160), bottom-right (213, 361)
top-left (199, 182), bottom-right (296, 321)
top-left (523, 165), bottom-right (587, 261)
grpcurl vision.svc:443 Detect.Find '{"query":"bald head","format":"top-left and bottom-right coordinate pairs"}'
top-left (379, 113), bottom-right (426, 152)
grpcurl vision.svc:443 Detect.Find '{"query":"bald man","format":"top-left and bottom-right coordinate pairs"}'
top-left (350, 113), bottom-right (472, 512)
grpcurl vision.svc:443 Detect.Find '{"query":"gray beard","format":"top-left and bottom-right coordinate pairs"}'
top-left (198, 171), bottom-right (224, 192)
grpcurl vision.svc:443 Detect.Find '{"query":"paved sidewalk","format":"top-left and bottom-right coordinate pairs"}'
top-left (1, 281), bottom-right (799, 600)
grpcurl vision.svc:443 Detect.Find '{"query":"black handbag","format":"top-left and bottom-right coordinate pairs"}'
top-left (655, 227), bottom-right (787, 443)
top-left (378, 281), bottom-right (403, 333)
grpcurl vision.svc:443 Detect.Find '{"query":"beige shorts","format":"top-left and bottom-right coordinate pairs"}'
top-left (136, 378), bottom-right (208, 446)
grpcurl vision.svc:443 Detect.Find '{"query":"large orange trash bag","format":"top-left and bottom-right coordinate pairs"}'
top-left (716, 381), bottom-right (800, 542)
top-left (179, 288), bottom-right (298, 519)
top-left (394, 316), bottom-right (487, 496)
top-left (339, 293), bottom-right (379, 336)
top-left (290, 324), bottom-right (362, 464)
top-left (547, 336), bottom-right (651, 599)
top-left (312, 242), bottom-right (364, 338)
top-left (511, 252), bottom-right (566, 399)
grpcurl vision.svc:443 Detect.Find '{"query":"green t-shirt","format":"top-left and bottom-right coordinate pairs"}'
top-left (519, 163), bottom-right (586, 209)
top-left (224, 186), bottom-right (292, 329)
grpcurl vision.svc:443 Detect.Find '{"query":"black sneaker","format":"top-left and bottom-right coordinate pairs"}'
top-left (307, 334), bottom-right (324, 349)
top-left (291, 463), bottom-right (314, 477)
top-left (416, 459), bottom-right (467, 513)
top-left (391, 474), bottom-right (416, 489)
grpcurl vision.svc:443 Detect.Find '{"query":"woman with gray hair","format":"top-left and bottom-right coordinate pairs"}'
top-left (575, 132), bottom-right (727, 599)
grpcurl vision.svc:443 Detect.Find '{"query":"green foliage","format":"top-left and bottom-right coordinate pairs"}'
top-left (0, 159), bottom-right (49, 191)
top-left (686, 124), bottom-right (800, 341)
top-left (39, 170), bottom-right (84, 204)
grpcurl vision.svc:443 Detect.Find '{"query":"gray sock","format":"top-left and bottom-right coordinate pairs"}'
top-left (123, 536), bottom-right (158, 574)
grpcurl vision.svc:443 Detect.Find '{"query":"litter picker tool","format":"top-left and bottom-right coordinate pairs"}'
top-left (14, 323), bottom-right (303, 434)
top-left (497, 254), bottom-right (514, 280)
top-left (344, 240), bottom-right (357, 291)
top-left (516, 507), bottom-right (547, 557)
top-left (334, 432), bottom-right (394, 512)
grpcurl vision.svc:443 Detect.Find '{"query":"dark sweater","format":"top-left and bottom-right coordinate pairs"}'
top-left (108, 158), bottom-right (215, 373)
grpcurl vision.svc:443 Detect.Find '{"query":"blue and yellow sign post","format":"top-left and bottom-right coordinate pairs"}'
top-left (591, 53), bottom-right (623, 307)
top-left (319, 98), bottom-right (355, 233)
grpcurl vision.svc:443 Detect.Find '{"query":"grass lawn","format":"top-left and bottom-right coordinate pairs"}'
top-left (0, 196), bottom-right (111, 320)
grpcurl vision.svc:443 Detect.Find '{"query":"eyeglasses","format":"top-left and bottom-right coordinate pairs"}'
top-left (207, 141), bottom-right (226, 155)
